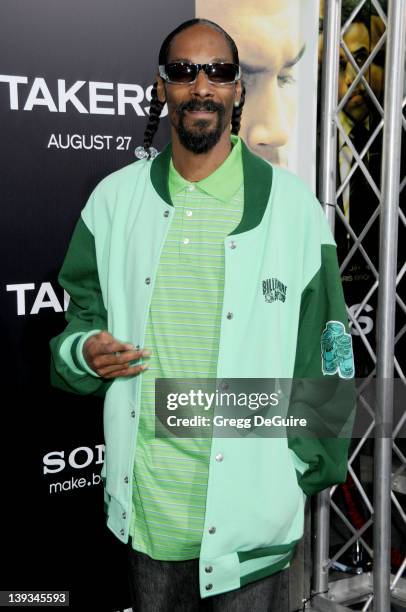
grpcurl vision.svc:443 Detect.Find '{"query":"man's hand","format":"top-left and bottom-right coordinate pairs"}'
top-left (83, 331), bottom-right (151, 379)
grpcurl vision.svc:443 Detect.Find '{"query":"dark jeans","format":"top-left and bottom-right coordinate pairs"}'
top-left (127, 544), bottom-right (289, 612)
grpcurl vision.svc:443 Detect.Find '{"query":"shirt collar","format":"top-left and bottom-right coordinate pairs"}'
top-left (168, 134), bottom-right (243, 203)
top-left (151, 137), bottom-right (273, 235)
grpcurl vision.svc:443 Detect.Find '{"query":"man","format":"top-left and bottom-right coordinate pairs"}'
top-left (337, 1), bottom-right (385, 124)
top-left (50, 18), bottom-right (354, 611)
top-left (336, 0), bottom-right (385, 256)
top-left (197, 0), bottom-right (306, 167)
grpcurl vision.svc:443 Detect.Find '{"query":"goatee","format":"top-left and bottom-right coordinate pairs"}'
top-left (176, 99), bottom-right (226, 154)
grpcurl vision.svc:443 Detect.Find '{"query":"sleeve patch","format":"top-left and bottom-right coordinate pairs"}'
top-left (321, 321), bottom-right (354, 379)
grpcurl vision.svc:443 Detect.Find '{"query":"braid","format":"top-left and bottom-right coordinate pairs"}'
top-left (231, 83), bottom-right (246, 135)
top-left (143, 82), bottom-right (164, 155)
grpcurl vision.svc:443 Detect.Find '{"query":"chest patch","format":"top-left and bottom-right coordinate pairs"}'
top-left (262, 277), bottom-right (287, 304)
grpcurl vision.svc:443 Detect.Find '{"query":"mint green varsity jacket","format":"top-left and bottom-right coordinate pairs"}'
top-left (49, 138), bottom-right (354, 598)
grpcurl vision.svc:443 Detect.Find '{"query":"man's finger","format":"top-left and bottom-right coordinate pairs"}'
top-left (100, 363), bottom-right (149, 379)
top-left (93, 349), bottom-right (151, 369)
top-left (90, 339), bottom-right (136, 356)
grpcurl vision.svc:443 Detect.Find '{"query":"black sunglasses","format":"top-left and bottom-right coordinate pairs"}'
top-left (158, 62), bottom-right (241, 85)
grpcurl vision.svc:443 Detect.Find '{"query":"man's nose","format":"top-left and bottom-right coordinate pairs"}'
top-left (246, 79), bottom-right (290, 151)
top-left (190, 68), bottom-right (213, 97)
top-left (345, 60), bottom-right (357, 86)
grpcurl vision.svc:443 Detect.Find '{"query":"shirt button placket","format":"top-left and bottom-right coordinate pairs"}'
top-left (182, 185), bottom-right (194, 249)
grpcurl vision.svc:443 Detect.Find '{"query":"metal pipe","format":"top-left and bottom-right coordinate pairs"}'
top-left (316, 1), bottom-right (342, 596)
top-left (318, 0), bottom-right (342, 232)
top-left (313, 490), bottom-right (331, 595)
top-left (374, 1), bottom-right (406, 611)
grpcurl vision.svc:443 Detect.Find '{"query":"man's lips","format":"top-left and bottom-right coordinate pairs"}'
top-left (186, 109), bottom-right (216, 116)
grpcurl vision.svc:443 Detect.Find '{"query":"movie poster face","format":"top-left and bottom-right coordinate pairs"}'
top-left (197, 0), bottom-right (320, 186)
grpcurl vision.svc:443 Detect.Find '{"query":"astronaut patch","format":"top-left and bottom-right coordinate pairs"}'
top-left (321, 321), bottom-right (355, 379)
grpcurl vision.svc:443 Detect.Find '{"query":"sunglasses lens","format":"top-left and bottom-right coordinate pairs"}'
top-left (165, 63), bottom-right (197, 83)
top-left (207, 64), bottom-right (238, 83)
top-left (164, 63), bottom-right (239, 84)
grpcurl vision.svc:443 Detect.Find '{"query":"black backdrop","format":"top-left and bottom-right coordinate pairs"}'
top-left (0, 1), bottom-right (193, 609)
top-left (1, 1), bottom-right (405, 610)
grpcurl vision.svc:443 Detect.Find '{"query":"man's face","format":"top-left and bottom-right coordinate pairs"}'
top-left (319, 5), bottom-right (386, 122)
top-left (157, 24), bottom-right (241, 154)
top-left (338, 22), bottom-right (372, 123)
top-left (197, 0), bottom-right (304, 165)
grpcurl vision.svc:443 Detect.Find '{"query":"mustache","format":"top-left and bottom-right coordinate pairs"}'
top-left (177, 99), bottom-right (225, 115)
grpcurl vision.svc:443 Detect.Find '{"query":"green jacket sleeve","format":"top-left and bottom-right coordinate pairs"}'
top-left (288, 211), bottom-right (356, 496)
top-left (49, 214), bottom-right (113, 397)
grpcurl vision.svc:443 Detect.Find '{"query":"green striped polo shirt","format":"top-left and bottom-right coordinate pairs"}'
top-left (129, 134), bottom-right (244, 560)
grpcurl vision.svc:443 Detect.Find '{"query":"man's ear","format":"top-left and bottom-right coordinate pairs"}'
top-left (156, 75), bottom-right (166, 104)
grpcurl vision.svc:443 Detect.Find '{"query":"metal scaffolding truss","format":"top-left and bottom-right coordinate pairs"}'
top-left (313, 0), bottom-right (406, 610)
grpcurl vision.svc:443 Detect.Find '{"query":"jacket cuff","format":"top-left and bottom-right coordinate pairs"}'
top-left (58, 332), bottom-right (88, 376)
top-left (289, 448), bottom-right (310, 476)
top-left (75, 330), bottom-right (102, 377)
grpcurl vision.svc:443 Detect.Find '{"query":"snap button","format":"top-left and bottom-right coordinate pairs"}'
top-left (183, 238), bottom-right (190, 245)
top-left (215, 453), bottom-right (223, 462)
top-left (205, 584), bottom-right (213, 591)
top-left (208, 526), bottom-right (216, 534)
top-left (164, 210), bottom-right (169, 217)
top-left (124, 476), bottom-right (129, 484)
top-left (122, 511), bottom-right (126, 519)
top-left (187, 184), bottom-right (195, 191)
top-left (145, 277), bottom-right (151, 285)
top-left (131, 410), bottom-right (136, 418)
top-left (186, 210), bottom-right (192, 216)
top-left (205, 566), bottom-right (213, 573)
top-left (226, 312), bottom-right (233, 320)
top-left (229, 241), bottom-right (236, 249)
top-left (120, 529), bottom-right (125, 536)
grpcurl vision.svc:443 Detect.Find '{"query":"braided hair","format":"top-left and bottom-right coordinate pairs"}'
top-left (142, 18), bottom-right (246, 156)
top-left (143, 82), bottom-right (165, 152)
